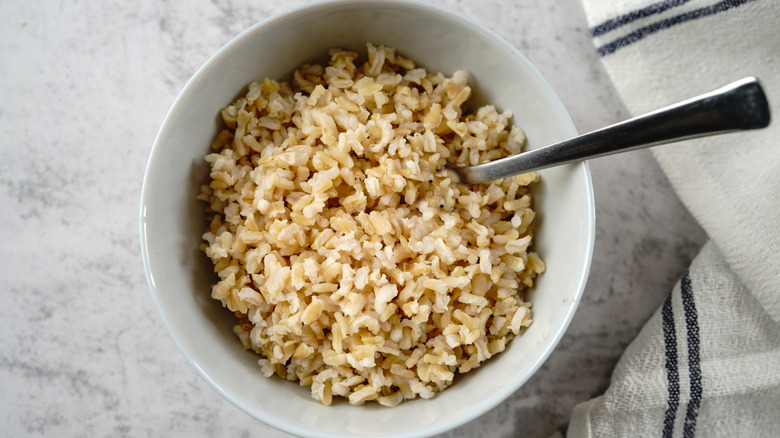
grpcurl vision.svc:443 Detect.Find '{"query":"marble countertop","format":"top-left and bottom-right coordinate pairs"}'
top-left (0, 0), bottom-right (707, 436)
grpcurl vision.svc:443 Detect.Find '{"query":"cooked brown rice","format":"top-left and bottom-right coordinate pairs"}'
top-left (198, 43), bottom-right (545, 407)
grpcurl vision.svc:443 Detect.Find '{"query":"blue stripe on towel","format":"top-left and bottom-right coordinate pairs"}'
top-left (680, 270), bottom-right (702, 437)
top-left (596, 0), bottom-right (756, 56)
top-left (590, 0), bottom-right (691, 37)
top-left (661, 292), bottom-right (680, 438)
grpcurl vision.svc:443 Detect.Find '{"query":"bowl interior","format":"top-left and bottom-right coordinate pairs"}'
top-left (141, 1), bottom-right (594, 437)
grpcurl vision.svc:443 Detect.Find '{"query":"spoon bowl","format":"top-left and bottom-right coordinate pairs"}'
top-left (448, 77), bottom-right (770, 185)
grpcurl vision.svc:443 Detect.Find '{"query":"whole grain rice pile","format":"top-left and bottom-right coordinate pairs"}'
top-left (198, 43), bottom-right (545, 407)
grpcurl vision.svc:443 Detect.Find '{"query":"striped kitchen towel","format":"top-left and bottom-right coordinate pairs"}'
top-left (569, 1), bottom-right (780, 437)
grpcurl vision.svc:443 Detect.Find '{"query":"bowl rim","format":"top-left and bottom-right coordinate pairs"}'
top-left (140, 0), bottom-right (595, 436)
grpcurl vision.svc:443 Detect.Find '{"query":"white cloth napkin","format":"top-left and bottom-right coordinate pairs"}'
top-left (569, 0), bottom-right (780, 436)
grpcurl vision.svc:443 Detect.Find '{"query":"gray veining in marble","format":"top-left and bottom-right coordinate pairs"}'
top-left (0, 0), bottom-right (706, 437)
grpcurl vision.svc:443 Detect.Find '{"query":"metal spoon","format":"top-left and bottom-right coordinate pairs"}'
top-left (447, 77), bottom-right (770, 185)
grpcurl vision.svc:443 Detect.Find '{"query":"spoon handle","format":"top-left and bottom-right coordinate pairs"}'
top-left (451, 77), bottom-right (770, 184)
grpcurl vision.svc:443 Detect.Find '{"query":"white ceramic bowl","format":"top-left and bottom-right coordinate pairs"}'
top-left (140, 1), bottom-right (595, 436)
